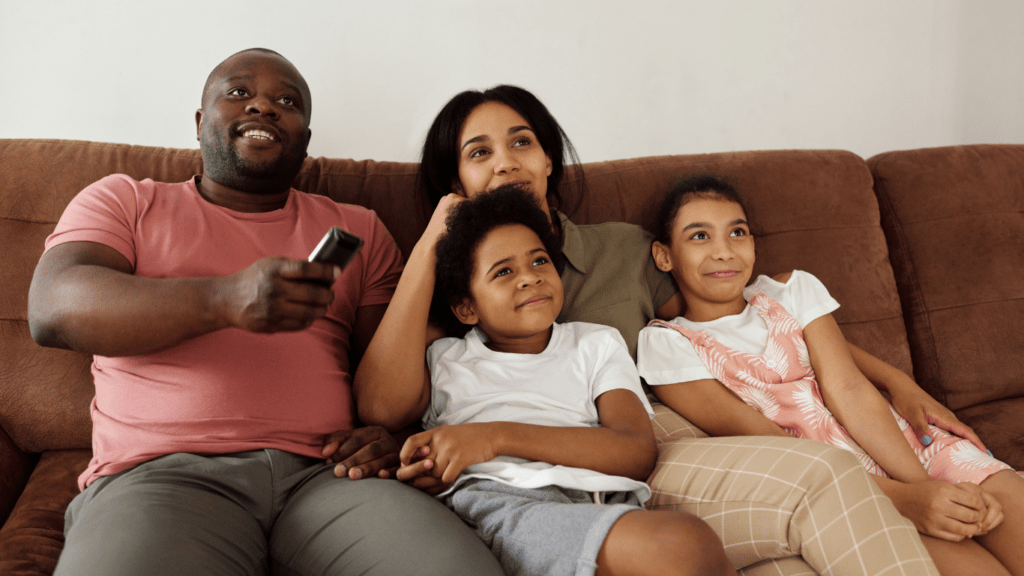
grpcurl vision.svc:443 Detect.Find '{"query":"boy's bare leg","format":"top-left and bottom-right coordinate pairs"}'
top-left (596, 510), bottom-right (736, 576)
top-left (977, 470), bottom-right (1024, 576)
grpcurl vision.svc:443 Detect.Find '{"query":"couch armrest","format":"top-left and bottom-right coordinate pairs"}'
top-left (0, 449), bottom-right (90, 576)
top-left (0, 427), bottom-right (35, 526)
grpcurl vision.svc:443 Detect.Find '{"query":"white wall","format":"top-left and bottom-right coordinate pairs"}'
top-left (2, 0), bottom-right (1021, 163)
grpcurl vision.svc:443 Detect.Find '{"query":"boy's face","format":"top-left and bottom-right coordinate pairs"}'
top-left (454, 224), bottom-right (564, 353)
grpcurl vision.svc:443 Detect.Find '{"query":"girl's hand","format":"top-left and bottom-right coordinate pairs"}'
top-left (888, 384), bottom-right (987, 453)
top-left (399, 423), bottom-right (497, 485)
top-left (960, 482), bottom-right (1004, 534)
top-left (896, 480), bottom-right (991, 541)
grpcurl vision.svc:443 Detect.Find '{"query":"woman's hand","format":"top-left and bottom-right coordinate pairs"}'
top-left (846, 342), bottom-right (987, 453)
top-left (888, 384), bottom-right (987, 453)
top-left (420, 193), bottom-right (466, 247)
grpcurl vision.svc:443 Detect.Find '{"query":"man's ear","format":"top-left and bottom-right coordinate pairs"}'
top-left (195, 109), bottom-right (204, 141)
top-left (452, 298), bottom-right (479, 326)
top-left (652, 241), bottom-right (673, 273)
top-left (451, 179), bottom-right (464, 196)
top-left (544, 153), bottom-right (552, 177)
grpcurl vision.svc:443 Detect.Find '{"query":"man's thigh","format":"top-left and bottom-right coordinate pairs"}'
top-left (269, 470), bottom-right (503, 576)
top-left (55, 452), bottom-right (271, 576)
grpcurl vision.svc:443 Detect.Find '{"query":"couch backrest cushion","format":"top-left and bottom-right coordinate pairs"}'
top-left (562, 150), bottom-right (914, 377)
top-left (1, 139), bottom-right (911, 453)
top-left (869, 144), bottom-right (1024, 410)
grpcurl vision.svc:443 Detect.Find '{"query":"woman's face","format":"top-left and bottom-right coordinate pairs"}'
top-left (455, 101), bottom-right (553, 213)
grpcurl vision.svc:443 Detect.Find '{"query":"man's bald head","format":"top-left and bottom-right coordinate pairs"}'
top-left (200, 48), bottom-right (312, 120)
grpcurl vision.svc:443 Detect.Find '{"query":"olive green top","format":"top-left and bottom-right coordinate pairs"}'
top-left (555, 211), bottom-right (678, 359)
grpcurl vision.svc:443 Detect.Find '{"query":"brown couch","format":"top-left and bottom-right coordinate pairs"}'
top-left (1, 138), bottom-right (1021, 575)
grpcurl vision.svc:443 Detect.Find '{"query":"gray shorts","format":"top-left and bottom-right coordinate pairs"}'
top-left (55, 449), bottom-right (502, 576)
top-left (444, 479), bottom-right (642, 576)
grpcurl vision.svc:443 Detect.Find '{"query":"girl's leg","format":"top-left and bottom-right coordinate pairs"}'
top-left (596, 510), bottom-right (736, 576)
top-left (918, 534), bottom-right (1011, 576)
top-left (977, 470), bottom-right (1024, 576)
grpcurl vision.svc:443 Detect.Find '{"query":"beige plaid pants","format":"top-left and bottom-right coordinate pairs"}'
top-left (647, 404), bottom-right (938, 576)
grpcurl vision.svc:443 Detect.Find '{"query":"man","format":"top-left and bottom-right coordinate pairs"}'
top-left (28, 48), bottom-right (502, 576)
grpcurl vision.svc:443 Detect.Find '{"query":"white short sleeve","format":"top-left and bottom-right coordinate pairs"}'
top-left (637, 271), bottom-right (839, 386)
top-left (745, 270), bottom-right (839, 329)
top-left (637, 325), bottom-right (715, 385)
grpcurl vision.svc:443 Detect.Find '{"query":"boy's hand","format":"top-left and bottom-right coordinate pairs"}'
top-left (897, 480), bottom-right (993, 541)
top-left (399, 424), bottom-right (497, 485)
top-left (321, 426), bottom-right (400, 480)
top-left (396, 455), bottom-right (448, 495)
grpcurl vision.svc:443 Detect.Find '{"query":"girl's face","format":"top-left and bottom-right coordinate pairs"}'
top-left (455, 102), bottom-right (553, 215)
top-left (454, 224), bottom-right (564, 354)
top-left (652, 197), bottom-right (754, 322)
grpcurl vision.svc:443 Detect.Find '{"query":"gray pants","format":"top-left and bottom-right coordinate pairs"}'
top-left (445, 479), bottom-right (641, 576)
top-left (55, 450), bottom-right (503, 576)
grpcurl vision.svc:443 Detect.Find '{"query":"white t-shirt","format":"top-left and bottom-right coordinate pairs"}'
top-left (425, 321), bottom-right (654, 502)
top-left (637, 270), bottom-right (839, 385)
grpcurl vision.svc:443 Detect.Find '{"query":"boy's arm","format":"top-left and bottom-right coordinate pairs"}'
top-left (846, 342), bottom-right (986, 451)
top-left (652, 380), bottom-right (791, 438)
top-left (354, 196), bottom-right (462, 432)
top-left (803, 313), bottom-right (931, 483)
top-left (399, 388), bottom-right (658, 485)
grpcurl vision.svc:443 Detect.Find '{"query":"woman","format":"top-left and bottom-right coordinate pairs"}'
top-left (354, 85), bottom-right (967, 575)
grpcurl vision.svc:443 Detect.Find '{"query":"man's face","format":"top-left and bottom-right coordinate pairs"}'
top-left (196, 51), bottom-right (312, 194)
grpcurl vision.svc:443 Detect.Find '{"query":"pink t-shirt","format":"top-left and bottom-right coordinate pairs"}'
top-left (45, 175), bottom-right (404, 489)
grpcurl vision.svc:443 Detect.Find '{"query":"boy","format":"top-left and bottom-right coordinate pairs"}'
top-left (394, 185), bottom-right (735, 576)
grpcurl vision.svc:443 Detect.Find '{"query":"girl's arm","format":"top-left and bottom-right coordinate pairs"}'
top-left (803, 313), bottom-right (931, 483)
top-left (398, 388), bottom-right (658, 485)
top-left (353, 195), bottom-right (462, 432)
top-left (847, 342), bottom-right (986, 451)
top-left (652, 380), bottom-right (790, 438)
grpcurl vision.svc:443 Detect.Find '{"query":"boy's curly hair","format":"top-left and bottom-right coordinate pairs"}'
top-left (433, 184), bottom-right (564, 335)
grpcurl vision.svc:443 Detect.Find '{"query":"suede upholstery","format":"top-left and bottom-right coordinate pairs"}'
top-left (0, 138), bottom-right (1020, 575)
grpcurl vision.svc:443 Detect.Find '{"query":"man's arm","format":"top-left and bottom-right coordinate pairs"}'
top-left (28, 240), bottom-right (338, 357)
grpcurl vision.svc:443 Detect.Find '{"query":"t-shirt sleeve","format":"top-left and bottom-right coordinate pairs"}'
top-left (591, 328), bottom-right (655, 418)
top-left (636, 325), bottom-right (715, 385)
top-left (44, 174), bottom-right (142, 266)
top-left (356, 212), bottom-right (404, 308)
top-left (423, 336), bottom-right (466, 430)
top-left (773, 271), bottom-right (840, 328)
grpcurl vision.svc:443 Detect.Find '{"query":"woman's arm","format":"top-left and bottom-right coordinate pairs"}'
top-left (803, 313), bottom-right (931, 483)
top-left (353, 195), bottom-right (462, 431)
top-left (399, 388), bottom-right (658, 484)
top-left (847, 342), bottom-right (986, 451)
top-left (652, 380), bottom-right (790, 438)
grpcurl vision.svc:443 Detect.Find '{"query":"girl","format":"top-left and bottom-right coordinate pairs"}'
top-left (638, 174), bottom-right (1024, 576)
